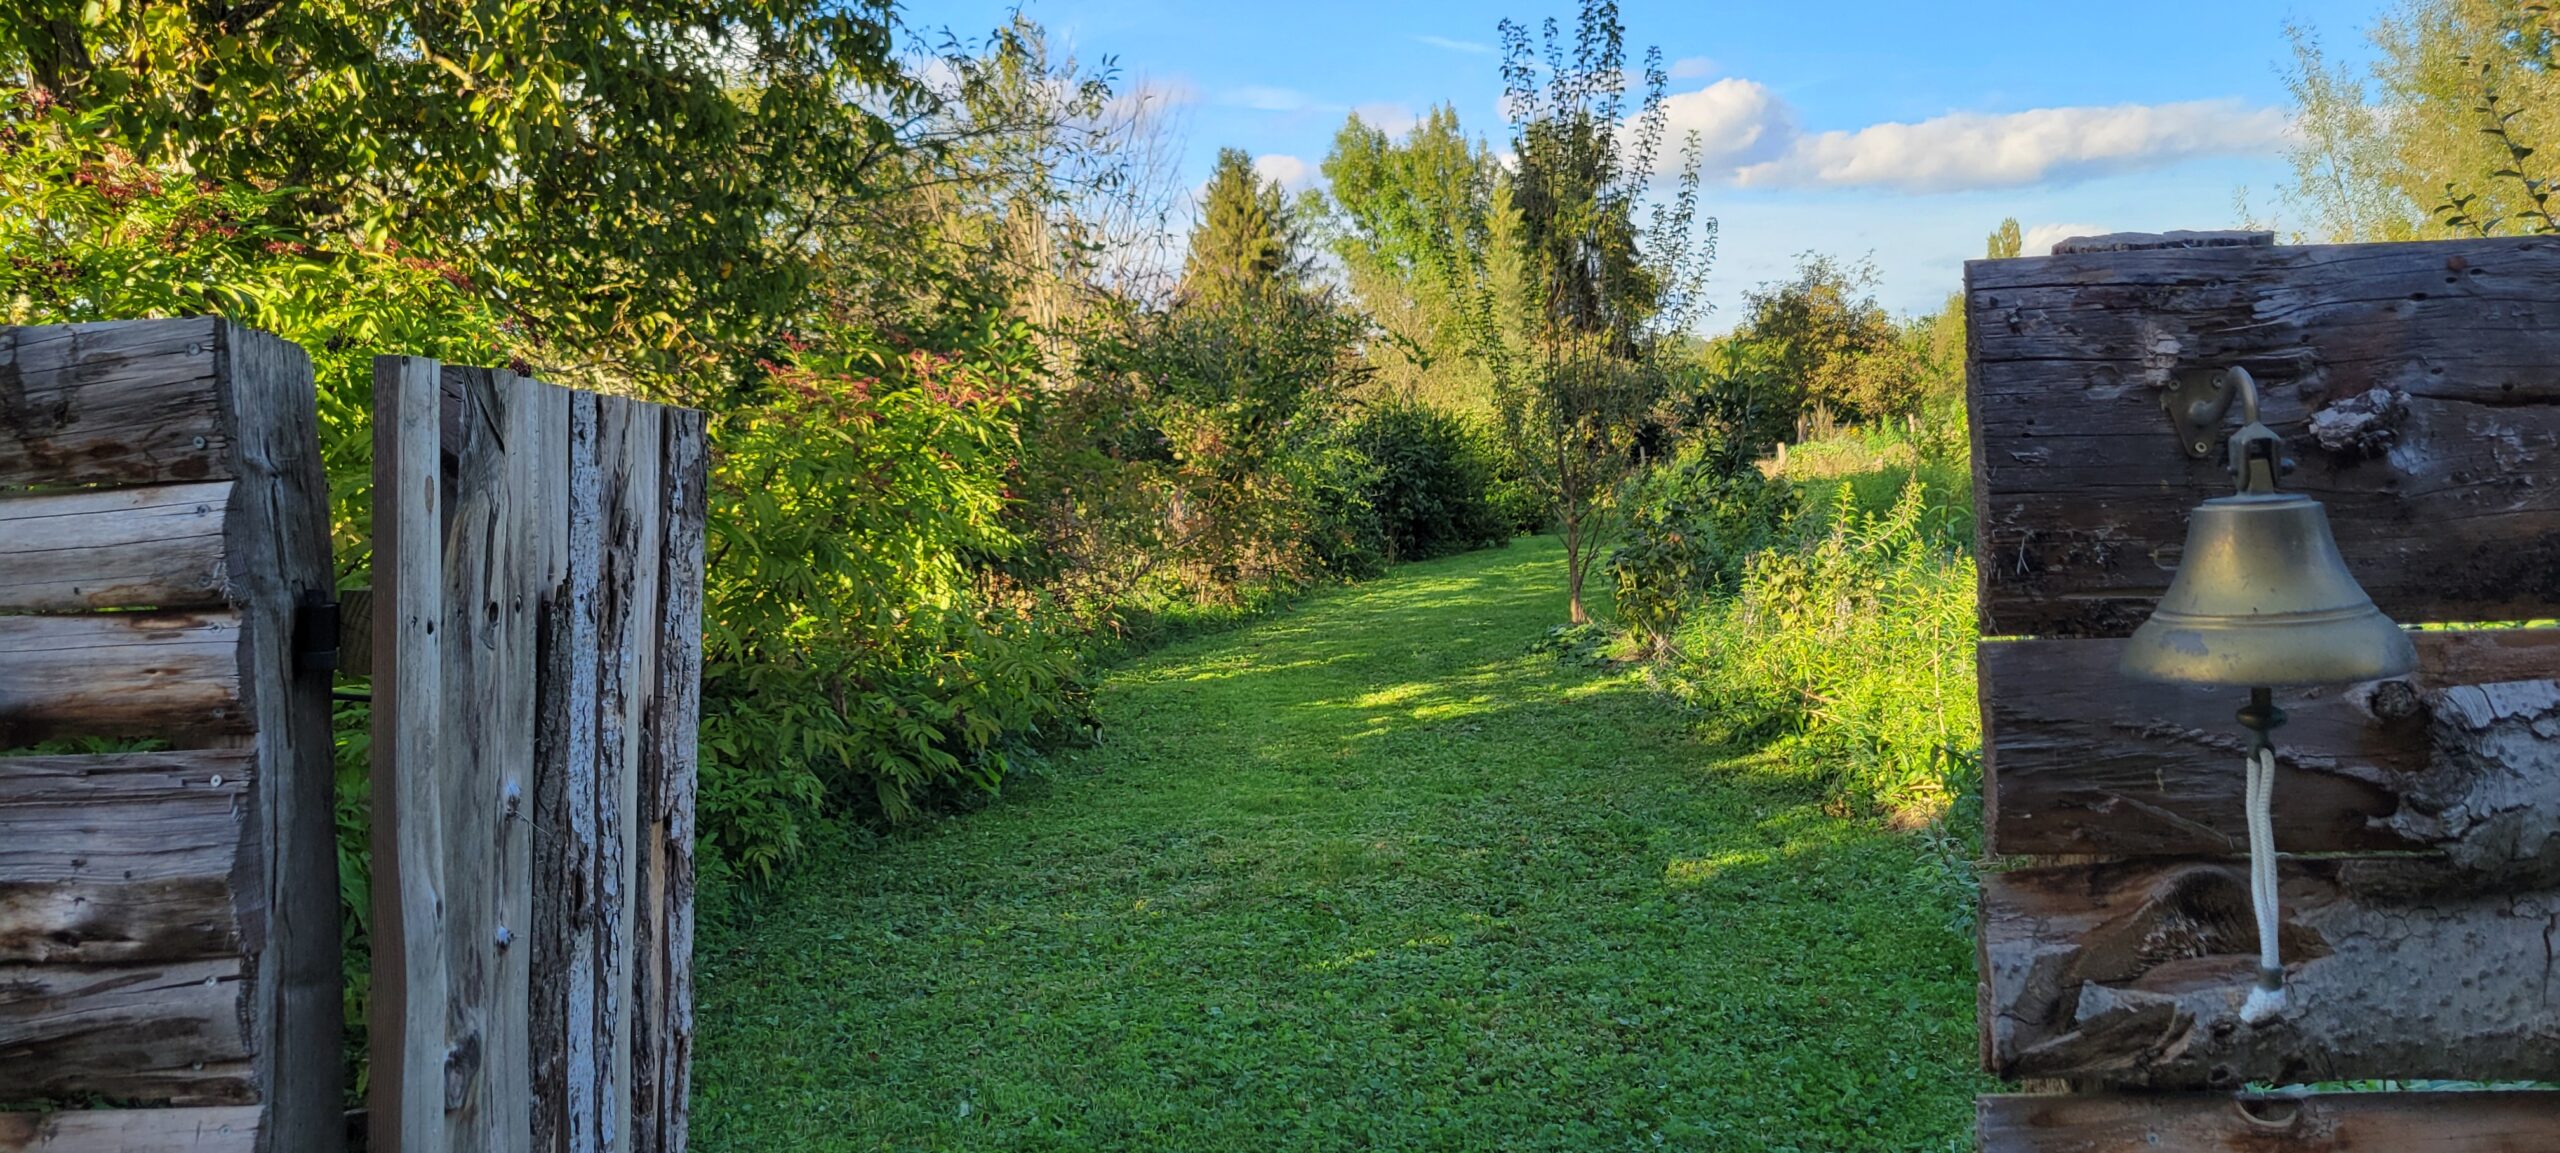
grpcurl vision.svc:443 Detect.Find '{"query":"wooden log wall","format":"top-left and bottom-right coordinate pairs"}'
top-left (0, 319), bottom-right (342, 1152)
top-left (368, 359), bottom-right (705, 1153)
top-left (1967, 236), bottom-right (2560, 1149)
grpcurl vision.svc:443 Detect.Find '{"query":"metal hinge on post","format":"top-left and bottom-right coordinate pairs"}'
top-left (295, 587), bottom-right (342, 672)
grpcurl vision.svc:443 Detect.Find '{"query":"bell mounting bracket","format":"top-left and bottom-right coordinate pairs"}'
top-left (2164, 367), bottom-right (2238, 459)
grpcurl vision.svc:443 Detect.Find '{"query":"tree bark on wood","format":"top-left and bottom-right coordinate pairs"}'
top-left (1982, 854), bottom-right (2560, 1086)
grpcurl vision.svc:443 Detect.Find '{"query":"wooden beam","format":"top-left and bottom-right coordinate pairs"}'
top-left (0, 1106), bottom-right (262, 1152)
top-left (0, 611), bottom-right (245, 744)
top-left (634, 405), bottom-right (706, 1153)
top-left (1980, 858), bottom-right (2560, 1086)
top-left (370, 355), bottom-right (447, 1153)
top-left (1979, 1090), bottom-right (2560, 1152)
top-left (1965, 235), bottom-right (2560, 637)
top-left (0, 319), bottom-right (229, 488)
top-left (1984, 629), bottom-right (2560, 859)
top-left (0, 750), bottom-right (257, 966)
top-left (0, 482), bottom-right (232, 612)
top-left (0, 958), bottom-right (254, 1104)
top-left (218, 321), bottom-right (344, 1150)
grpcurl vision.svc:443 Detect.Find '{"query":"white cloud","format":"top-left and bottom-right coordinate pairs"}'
top-left (1657, 77), bottom-right (1796, 169)
top-left (2019, 221), bottom-right (2110, 257)
top-left (1353, 101), bottom-right (1420, 135)
top-left (1668, 56), bottom-right (1716, 80)
top-left (1733, 99), bottom-right (2292, 193)
top-left (1253, 153), bottom-right (1317, 191)
top-left (1417, 34), bottom-right (1495, 55)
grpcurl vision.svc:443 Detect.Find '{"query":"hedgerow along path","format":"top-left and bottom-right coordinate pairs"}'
top-left (692, 537), bottom-right (1992, 1151)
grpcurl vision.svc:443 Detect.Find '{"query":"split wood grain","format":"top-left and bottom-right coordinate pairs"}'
top-left (0, 482), bottom-right (231, 611)
top-left (1965, 235), bottom-right (2560, 637)
top-left (370, 355), bottom-right (448, 1153)
top-left (0, 1106), bottom-right (262, 1153)
top-left (0, 318), bottom-right (228, 487)
top-left (1978, 1090), bottom-right (2560, 1152)
top-left (0, 958), bottom-right (254, 1104)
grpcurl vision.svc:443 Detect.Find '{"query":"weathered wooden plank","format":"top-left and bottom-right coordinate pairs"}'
top-left (1979, 1090), bottom-right (2560, 1152)
top-left (220, 321), bottom-right (343, 1150)
top-left (0, 1106), bottom-right (262, 1153)
top-left (1981, 857), bottom-right (2560, 1086)
top-left (0, 318), bottom-right (228, 487)
top-left (634, 406), bottom-right (704, 1153)
top-left (595, 396), bottom-right (661, 1153)
top-left (0, 751), bottom-right (254, 965)
top-left (0, 611), bottom-right (244, 743)
top-left (488, 375), bottom-right (567, 1153)
top-left (432, 364), bottom-right (538, 1153)
top-left (1985, 629), bottom-right (2560, 860)
top-left (1965, 235), bottom-right (2560, 637)
top-left (535, 388), bottom-right (606, 1153)
top-left (0, 482), bottom-right (232, 611)
top-left (0, 750), bottom-right (254, 881)
top-left (0, 958), bottom-right (253, 1104)
top-left (370, 355), bottom-right (447, 1153)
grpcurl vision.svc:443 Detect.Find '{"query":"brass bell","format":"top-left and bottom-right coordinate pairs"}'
top-left (2116, 365), bottom-right (2414, 1026)
top-left (2121, 367), bottom-right (2416, 687)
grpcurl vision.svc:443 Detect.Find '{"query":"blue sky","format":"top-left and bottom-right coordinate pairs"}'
top-left (911, 0), bottom-right (2394, 324)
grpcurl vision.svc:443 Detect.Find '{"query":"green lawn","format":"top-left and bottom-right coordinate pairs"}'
top-left (693, 537), bottom-right (1992, 1151)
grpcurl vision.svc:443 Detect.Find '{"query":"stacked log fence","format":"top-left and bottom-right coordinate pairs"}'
top-left (0, 319), bottom-right (704, 1153)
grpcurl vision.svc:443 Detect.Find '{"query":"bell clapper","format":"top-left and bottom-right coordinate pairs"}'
top-left (2237, 685), bottom-right (2289, 1025)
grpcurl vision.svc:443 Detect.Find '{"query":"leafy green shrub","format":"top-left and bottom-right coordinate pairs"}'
top-left (1607, 445), bottom-right (1794, 656)
top-left (1344, 401), bottom-right (1514, 563)
top-left (701, 324), bottom-right (1095, 881)
top-left (1667, 479), bottom-right (1979, 822)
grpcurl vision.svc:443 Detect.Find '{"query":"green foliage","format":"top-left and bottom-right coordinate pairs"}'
top-left (1607, 446), bottom-right (1793, 656)
top-left (700, 322), bottom-right (1095, 880)
top-left (2, 0), bottom-right (919, 390)
top-left (1456, 0), bottom-right (1715, 625)
top-left (2276, 2), bottom-right (2560, 242)
top-left (1343, 402), bottom-right (1514, 564)
top-left (1645, 413), bottom-right (1980, 823)
top-left (695, 539), bottom-right (1990, 1152)
top-left (1319, 106), bottom-right (1504, 419)
top-left (1984, 217), bottom-right (2024, 259)
top-left (1727, 252), bottom-right (1957, 437)
top-left (1181, 147), bottom-right (1301, 301)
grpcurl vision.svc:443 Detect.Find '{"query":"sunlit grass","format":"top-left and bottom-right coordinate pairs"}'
top-left (692, 537), bottom-right (1991, 1152)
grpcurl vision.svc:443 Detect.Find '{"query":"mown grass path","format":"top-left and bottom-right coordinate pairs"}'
top-left (694, 538), bottom-right (1991, 1151)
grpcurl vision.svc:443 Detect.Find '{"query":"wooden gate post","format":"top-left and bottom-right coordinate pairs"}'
top-left (1966, 233), bottom-right (2560, 1149)
top-left (368, 361), bottom-right (704, 1153)
top-left (0, 318), bottom-right (343, 1152)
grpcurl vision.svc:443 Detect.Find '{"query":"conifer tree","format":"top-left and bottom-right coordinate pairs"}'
top-left (1181, 148), bottom-right (1297, 299)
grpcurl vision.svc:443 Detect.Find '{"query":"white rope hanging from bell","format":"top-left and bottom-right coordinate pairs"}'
top-left (2239, 744), bottom-right (2287, 1025)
